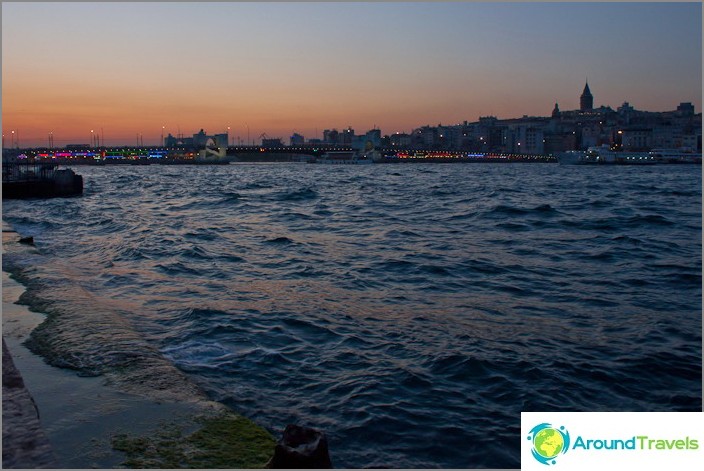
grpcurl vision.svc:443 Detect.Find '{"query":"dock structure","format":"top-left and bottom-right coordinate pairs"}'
top-left (2, 161), bottom-right (83, 199)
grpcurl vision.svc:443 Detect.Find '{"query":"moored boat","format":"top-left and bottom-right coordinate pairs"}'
top-left (649, 148), bottom-right (702, 164)
top-left (556, 150), bottom-right (593, 165)
top-left (557, 146), bottom-right (656, 165)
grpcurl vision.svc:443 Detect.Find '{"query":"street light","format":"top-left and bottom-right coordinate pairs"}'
top-left (162, 126), bottom-right (165, 147)
top-left (91, 129), bottom-right (95, 148)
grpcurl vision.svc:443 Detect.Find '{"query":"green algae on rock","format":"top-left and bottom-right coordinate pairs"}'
top-left (112, 412), bottom-right (275, 469)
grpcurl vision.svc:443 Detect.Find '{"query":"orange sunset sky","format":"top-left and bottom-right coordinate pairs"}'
top-left (2, 2), bottom-right (701, 147)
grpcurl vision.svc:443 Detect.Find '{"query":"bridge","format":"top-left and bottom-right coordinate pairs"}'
top-left (2, 145), bottom-right (557, 163)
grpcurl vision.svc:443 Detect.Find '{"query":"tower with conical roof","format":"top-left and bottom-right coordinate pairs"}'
top-left (580, 81), bottom-right (593, 111)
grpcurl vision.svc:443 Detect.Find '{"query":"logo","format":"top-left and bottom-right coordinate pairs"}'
top-left (527, 423), bottom-right (571, 465)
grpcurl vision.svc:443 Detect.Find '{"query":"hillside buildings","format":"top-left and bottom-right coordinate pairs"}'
top-left (294, 82), bottom-right (699, 155)
top-left (392, 82), bottom-right (701, 154)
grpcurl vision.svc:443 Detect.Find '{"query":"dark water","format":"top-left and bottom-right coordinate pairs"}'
top-left (3, 163), bottom-right (701, 468)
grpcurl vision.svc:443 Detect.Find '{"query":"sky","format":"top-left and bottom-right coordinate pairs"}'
top-left (2, 1), bottom-right (702, 147)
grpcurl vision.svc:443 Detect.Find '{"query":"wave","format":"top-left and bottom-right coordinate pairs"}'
top-left (265, 236), bottom-right (294, 244)
top-left (483, 203), bottom-right (560, 218)
top-left (3, 257), bottom-right (207, 401)
top-left (274, 187), bottom-right (318, 201)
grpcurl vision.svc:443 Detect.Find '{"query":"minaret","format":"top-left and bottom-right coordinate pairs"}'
top-left (580, 81), bottom-right (593, 111)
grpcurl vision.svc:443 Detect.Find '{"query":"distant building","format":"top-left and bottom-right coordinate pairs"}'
top-left (411, 126), bottom-right (439, 149)
top-left (290, 133), bottom-right (305, 146)
top-left (390, 132), bottom-right (411, 147)
top-left (193, 129), bottom-right (208, 148)
top-left (341, 127), bottom-right (355, 145)
top-left (677, 102), bottom-right (695, 116)
top-left (262, 138), bottom-right (283, 147)
top-left (351, 129), bottom-right (382, 151)
top-left (213, 133), bottom-right (229, 148)
top-left (622, 128), bottom-right (652, 151)
top-left (580, 81), bottom-right (593, 111)
top-left (323, 129), bottom-right (339, 145)
top-left (543, 133), bottom-right (577, 154)
top-left (164, 129), bottom-right (228, 149)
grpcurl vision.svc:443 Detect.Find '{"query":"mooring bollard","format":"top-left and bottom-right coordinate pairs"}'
top-left (267, 424), bottom-right (333, 469)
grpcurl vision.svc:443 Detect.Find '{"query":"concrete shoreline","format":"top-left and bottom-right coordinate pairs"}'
top-left (2, 337), bottom-right (57, 468)
top-left (2, 221), bottom-right (276, 468)
top-left (2, 222), bottom-right (56, 467)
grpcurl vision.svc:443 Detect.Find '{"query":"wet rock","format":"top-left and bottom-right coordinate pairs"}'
top-left (267, 424), bottom-right (333, 469)
top-left (18, 236), bottom-right (34, 246)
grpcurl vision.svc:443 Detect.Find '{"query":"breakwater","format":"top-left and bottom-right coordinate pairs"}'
top-left (2, 163), bottom-right (701, 468)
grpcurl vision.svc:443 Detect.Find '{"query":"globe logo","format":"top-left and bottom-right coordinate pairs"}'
top-left (527, 423), bottom-right (570, 465)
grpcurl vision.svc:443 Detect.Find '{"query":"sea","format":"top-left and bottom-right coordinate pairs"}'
top-left (2, 162), bottom-right (701, 468)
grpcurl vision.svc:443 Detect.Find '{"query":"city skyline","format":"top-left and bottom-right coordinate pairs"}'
top-left (2, 2), bottom-right (702, 147)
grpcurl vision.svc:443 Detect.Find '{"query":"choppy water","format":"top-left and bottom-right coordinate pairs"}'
top-left (3, 163), bottom-right (701, 468)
